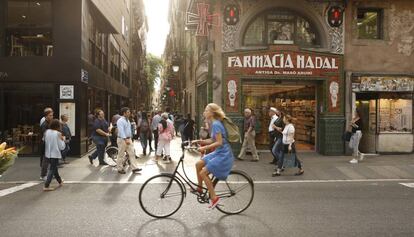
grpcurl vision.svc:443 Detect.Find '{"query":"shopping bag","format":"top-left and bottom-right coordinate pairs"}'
top-left (283, 152), bottom-right (297, 168)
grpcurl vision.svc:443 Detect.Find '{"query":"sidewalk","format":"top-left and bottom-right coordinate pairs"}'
top-left (1, 137), bottom-right (414, 183)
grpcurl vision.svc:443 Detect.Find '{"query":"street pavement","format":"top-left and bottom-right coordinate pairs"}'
top-left (1, 137), bottom-right (414, 237)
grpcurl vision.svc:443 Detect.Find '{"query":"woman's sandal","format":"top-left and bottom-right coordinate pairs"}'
top-left (295, 169), bottom-right (304, 176)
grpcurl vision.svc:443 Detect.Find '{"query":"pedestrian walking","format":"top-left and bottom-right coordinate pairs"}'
top-left (268, 107), bottom-right (279, 164)
top-left (273, 115), bottom-right (304, 176)
top-left (181, 114), bottom-right (195, 151)
top-left (151, 111), bottom-right (162, 152)
top-left (60, 114), bottom-right (72, 164)
top-left (271, 109), bottom-right (285, 166)
top-left (110, 113), bottom-right (121, 147)
top-left (116, 107), bottom-right (142, 174)
top-left (147, 113), bottom-right (154, 152)
top-left (40, 107), bottom-right (53, 126)
top-left (130, 117), bottom-right (137, 141)
top-left (349, 109), bottom-right (363, 164)
top-left (88, 109), bottom-right (110, 166)
top-left (40, 109), bottom-right (54, 180)
top-left (139, 111), bottom-right (151, 156)
top-left (193, 103), bottom-right (235, 208)
top-left (237, 108), bottom-right (260, 161)
top-left (155, 113), bottom-right (175, 163)
top-left (43, 119), bottom-right (66, 191)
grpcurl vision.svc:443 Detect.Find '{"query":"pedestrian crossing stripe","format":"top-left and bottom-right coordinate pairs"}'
top-left (399, 183), bottom-right (414, 188)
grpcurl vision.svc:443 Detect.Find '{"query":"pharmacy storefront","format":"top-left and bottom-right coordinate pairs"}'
top-left (223, 46), bottom-right (345, 155)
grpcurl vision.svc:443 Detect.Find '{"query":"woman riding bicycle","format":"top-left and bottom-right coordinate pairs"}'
top-left (193, 103), bottom-right (234, 209)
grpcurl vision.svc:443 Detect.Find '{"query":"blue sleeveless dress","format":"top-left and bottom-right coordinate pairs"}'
top-left (202, 120), bottom-right (234, 180)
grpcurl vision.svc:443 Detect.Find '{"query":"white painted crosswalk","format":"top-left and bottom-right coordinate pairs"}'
top-left (399, 183), bottom-right (414, 188)
top-left (0, 182), bottom-right (40, 197)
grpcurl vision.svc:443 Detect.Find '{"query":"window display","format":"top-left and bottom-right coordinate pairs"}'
top-left (378, 98), bottom-right (412, 133)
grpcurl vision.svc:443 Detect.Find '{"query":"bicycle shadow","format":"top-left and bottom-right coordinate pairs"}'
top-left (136, 217), bottom-right (191, 237)
top-left (135, 213), bottom-right (274, 237)
top-left (192, 214), bottom-right (275, 237)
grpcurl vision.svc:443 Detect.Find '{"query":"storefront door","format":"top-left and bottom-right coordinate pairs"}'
top-left (355, 97), bottom-right (377, 153)
top-left (242, 81), bottom-right (318, 151)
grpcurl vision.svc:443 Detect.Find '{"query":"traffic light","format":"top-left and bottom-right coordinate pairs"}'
top-left (327, 6), bottom-right (344, 27)
top-left (224, 4), bottom-right (239, 26)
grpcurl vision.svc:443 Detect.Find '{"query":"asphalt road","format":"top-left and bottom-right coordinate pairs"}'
top-left (1, 138), bottom-right (414, 237)
top-left (0, 181), bottom-right (413, 237)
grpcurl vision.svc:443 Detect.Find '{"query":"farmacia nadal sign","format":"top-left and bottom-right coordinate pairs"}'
top-left (226, 51), bottom-right (340, 77)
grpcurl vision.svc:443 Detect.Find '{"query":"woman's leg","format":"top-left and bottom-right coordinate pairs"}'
top-left (200, 167), bottom-right (216, 200)
top-left (195, 160), bottom-right (205, 189)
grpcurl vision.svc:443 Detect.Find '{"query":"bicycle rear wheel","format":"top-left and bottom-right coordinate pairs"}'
top-left (139, 174), bottom-right (185, 218)
top-left (105, 146), bottom-right (118, 163)
top-left (214, 170), bottom-right (254, 215)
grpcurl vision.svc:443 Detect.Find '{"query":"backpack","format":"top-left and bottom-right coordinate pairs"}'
top-left (222, 117), bottom-right (241, 143)
top-left (140, 120), bottom-right (149, 133)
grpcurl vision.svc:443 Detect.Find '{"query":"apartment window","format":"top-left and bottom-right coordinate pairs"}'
top-left (110, 37), bottom-right (120, 81)
top-left (121, 52), bottom-right (129, 86)
top-left (357, 9), bottom-right (383, 39)
top-left (6, 0), bottom-right (53, 56)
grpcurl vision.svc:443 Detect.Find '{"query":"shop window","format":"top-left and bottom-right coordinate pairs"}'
top-left (378, 95), bottom-right (412, 133)
top-left (243, 9), bottom-right (320, 47)
top-left (357, 8), bottom-right (383, 40)
top-left (6, 0), bottom-right (53, 56)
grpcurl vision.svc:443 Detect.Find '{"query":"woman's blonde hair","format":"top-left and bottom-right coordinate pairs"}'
top-left (206, 103), bottom-right (225, 120)
top-left (284, 114), bottom-right (294, 123)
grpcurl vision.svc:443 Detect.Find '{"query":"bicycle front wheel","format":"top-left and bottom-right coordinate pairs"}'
top-left (139, 174), bottom-right (185, 218)
top-left (214, 170), bottom-right (254, 215)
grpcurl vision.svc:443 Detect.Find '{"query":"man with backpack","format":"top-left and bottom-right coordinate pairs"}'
top-left (237, 108), bottom-right (259, 162)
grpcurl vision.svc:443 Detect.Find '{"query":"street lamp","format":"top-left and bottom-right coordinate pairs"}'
top-left (172, 65), bottom-right (179, 72)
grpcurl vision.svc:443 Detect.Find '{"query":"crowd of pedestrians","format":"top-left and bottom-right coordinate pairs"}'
top-left (37, 105), bottom-right (197, 191)
top-left (37, 102), bottom-right (362, 191)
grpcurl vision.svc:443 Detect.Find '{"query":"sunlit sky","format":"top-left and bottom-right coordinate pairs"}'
top-left (144, 0), bottom-right (170, 57)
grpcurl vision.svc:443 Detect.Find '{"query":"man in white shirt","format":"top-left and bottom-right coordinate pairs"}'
top-left (116, 107), bottom-right (142, 174)
top-left (268, 107), bottom-right (279, 164)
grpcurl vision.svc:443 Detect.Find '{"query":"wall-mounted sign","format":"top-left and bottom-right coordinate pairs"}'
top-left (60, 85), bottom-right (74, 99)
top-left (81, 69), bottom-right (88, 84)
top-left (186, 1), bottom-right (219, 36)
top-left (226, 51), bottom-right (340, 77)
top-left (352, 76), bottom-right (414, 92)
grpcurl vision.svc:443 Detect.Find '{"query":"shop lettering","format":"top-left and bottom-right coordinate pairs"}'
top-left (228, 54), bottom-right (338, 70)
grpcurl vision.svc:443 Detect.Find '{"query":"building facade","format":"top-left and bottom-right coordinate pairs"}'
top-left (166, 0), bottom-right (414, 155)
top-left (0, 0), bottom-right (148, 156)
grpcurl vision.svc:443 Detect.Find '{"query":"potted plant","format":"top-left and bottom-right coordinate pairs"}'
top-left (0, 142), bottom-right (18, 177)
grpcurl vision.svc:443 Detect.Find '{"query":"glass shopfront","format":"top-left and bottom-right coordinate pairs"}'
top-left (0, 83), bottom-right (54, 155)
top-left (352, 76), bottom-right (414, 153)
top-left (243, 82), bottom-right (317, 151)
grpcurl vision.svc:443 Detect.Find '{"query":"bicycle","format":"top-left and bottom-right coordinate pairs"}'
top-left (139, 142), bottom-right (254, 218)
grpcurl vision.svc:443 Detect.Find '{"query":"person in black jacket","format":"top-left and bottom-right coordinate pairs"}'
top-left (271, 110), bottom-right (285, 167)
top-left (60, 114), bottom-right (72, 164)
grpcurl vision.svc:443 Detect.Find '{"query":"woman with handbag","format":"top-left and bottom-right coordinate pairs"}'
top-left (272, 115), bottom-right (304, 177)
top-left (349, 109), bottom-right (363, 164)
